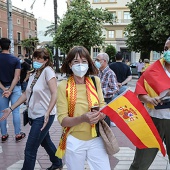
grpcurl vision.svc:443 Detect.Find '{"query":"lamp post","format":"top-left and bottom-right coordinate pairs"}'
top-left (53, 0), bottom-right (59, 72)
top-left (7, 0), bottom-right (14, 54)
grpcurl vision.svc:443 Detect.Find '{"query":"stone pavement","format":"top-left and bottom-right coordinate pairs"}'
top-left (0, 74), bottom-right (169, 170)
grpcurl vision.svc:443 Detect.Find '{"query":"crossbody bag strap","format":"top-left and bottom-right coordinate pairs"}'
top-left (27, 72), bottom-right (41, 106)
top-left (91, 76), bottom-right (97, 90)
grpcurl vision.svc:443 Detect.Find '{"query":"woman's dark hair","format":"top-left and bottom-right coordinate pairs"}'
top-left (32, 48), bottom-right (53, 75)
top-left (61, 46), bottom-right (99, 76)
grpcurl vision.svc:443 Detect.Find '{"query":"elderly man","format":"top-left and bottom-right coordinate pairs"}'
top-left (95, 52), bottom-right (119, 127)
top-left (129, 37), bottom-right (170, 170)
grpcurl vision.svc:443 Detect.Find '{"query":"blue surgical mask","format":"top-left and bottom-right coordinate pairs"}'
top-left (163, 50), bottom-right (170, 64)
top-left (95, 61), bottom-right (101, 69)
top-left (33, 61), bottom-right (43, 69)
top-left (20, 59), bottom-right (23, 64)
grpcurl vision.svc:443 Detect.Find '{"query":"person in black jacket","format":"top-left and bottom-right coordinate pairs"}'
top-left (18, 55), bottom-right (30, 92)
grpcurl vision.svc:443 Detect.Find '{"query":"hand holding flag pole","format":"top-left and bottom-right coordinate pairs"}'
top-left (100, 90), bottom-right (166, 156)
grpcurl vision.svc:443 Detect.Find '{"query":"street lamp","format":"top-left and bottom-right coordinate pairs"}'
top-left (7, 0), bottom-right (14, 54)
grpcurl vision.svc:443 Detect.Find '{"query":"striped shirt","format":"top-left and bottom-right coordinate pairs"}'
top-left (98, 66), bottom-right (118, 99)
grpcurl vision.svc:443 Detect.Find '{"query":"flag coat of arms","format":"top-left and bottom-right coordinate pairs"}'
top-left (101, 90), bottom-right (166, 156)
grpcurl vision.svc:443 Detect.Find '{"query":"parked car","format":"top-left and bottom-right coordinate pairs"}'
top-left (130, 63), bottom-right (138, 75)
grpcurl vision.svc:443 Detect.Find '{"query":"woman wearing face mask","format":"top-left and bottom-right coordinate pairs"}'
top-left (0, 48), bottom-right (62, 170)
top-left (55, 46), bottom-right (111, 170)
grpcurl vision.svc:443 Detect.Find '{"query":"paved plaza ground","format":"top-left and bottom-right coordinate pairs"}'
top-left (0, 75), bottom-right (169, 170)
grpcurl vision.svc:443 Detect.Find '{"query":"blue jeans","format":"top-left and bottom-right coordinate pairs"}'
top-left (22, 115), bottom-right (62, 170)
top-left (21, 82), bottom-right (28, 92)
top-left (0, 85), bottom-right (21, 135)
top-left (112, 85), bottom-right (127, 99)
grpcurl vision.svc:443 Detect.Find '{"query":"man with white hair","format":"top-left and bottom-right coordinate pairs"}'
top-left (95, 52), bottom-right (119, 126)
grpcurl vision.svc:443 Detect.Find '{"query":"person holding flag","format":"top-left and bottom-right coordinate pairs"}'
top-left (129, 37), bottom-right (170, 170)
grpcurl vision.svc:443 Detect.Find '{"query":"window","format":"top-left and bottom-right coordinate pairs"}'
top-left (17, 19), bottom-right (20, 24)
top-left (29, 35), bottom-right (32, 38)
top-left (28, 21), bottom-right (31, 29)
top-left (153, 51), bottom-right (161, 60)
top-left (18, 46), bottom-right (21, 55)
top-left (124, 12), bottom-right (131, 22)
top-left (0, 28), bottom-right (1, 38)
top-left (17, 32), bottom-right (21, 42)
top-left (108, 31), bottom-right (114, 38)
top-left (93, 48), bottom-right (100, 59)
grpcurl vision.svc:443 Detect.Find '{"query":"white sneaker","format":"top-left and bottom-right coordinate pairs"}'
top-left (110, 122), bottom-right (116, 127)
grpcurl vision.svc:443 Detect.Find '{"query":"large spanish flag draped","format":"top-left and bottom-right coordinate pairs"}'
top-left (101, 90), bottom-right (166, 156)
top-left (136, 58), bottom-right (170, 98)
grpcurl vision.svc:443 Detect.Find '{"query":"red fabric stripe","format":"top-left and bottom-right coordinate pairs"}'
top-left (137, 60), bottom-right (170, 95)
top-left (86, 84), bottom-right (99, 103)
top-left (86, 78), bottom-right (96, 91)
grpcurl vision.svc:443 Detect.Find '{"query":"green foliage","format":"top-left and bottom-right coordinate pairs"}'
top-left (21, 37), bottom-right (39, 55)
top-left (54, 0), bottom-right (114, 53)
top-left (105, 44), bottom-right (116, 62)
top-left (125, 0), bottom-right (170, 54)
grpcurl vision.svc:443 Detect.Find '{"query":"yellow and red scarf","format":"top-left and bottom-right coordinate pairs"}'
top-left (55, 76), bottom-right (99, 158)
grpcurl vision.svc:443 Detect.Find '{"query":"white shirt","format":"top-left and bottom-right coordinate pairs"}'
top-left (26, 66), bottom-right (56, 119)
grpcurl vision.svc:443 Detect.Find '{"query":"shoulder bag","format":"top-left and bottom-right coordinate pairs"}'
top-left (91, 76), bottom-right (120, 155)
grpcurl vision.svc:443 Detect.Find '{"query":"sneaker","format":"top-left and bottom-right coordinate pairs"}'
top-left (1, 134), bottom-right (9, 143)
top-left (110, 122), bottom-right (116, 127)
top-left (15, 132), bottom-right (26, 142)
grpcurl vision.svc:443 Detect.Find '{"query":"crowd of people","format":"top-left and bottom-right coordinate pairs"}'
top-left (0, 36), bottom-right (170, 170)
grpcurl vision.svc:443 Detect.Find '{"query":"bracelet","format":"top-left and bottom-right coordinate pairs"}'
top-left (9, 107), bottom-right (13, 112)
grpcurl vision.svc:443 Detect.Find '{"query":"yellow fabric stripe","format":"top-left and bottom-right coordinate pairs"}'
top-left (108, 96), bottom-right (161, 150)
top-left (144, 79), bottom-right (159, 109)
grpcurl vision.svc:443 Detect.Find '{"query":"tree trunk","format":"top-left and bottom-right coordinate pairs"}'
top-left (53, 0), bottom-right (59, 72)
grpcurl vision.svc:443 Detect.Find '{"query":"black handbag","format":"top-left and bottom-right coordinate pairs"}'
top-left (23, 108), bottom-right (29, 126)
top-left (23, 73), bottom-right (40, 126)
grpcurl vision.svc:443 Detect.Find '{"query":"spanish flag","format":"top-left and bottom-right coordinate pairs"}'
top-left (135, 58), bottom-right (170, 109)
top-left (101, 90), bottom-right (166, 156)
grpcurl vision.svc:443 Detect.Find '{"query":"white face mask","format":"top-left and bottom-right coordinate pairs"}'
top-left (71, 63), bottom-right (89, 78)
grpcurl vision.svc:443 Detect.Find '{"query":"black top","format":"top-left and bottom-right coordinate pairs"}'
top-left (109, 62), bottom-right (131, 84)
top-left (20, 62), bottom-right (30, 83)
top-left (0, 53), bottom-right (21, 86)
top-left (24, 58), bottom-right (32, 65)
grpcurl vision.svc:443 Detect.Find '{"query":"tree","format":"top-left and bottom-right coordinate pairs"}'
top-left (54, 0), bottom-right (114, 54)
top-left (125, 0), bottom-right (170, 60)
top-left (21, 37), bottom-right (39, 56)
top-left (105, 44), bottom-right (116, 63)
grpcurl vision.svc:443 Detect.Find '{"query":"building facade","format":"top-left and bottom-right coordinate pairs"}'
top-left (67, 0), bottom-right (161, 63)
top-left (0, 0), bottom-right (37, 56)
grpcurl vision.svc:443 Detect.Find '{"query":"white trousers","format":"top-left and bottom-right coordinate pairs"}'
top-left (64, 135), bottom-right (111, 170)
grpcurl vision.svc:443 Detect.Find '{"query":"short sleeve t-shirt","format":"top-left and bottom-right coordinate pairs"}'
top-left (109, 62), bottom-right (131, 84)
top-left (26, 66), bottom-right (56, 119)
top-left (0, 53), bottom-right (21, 86)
